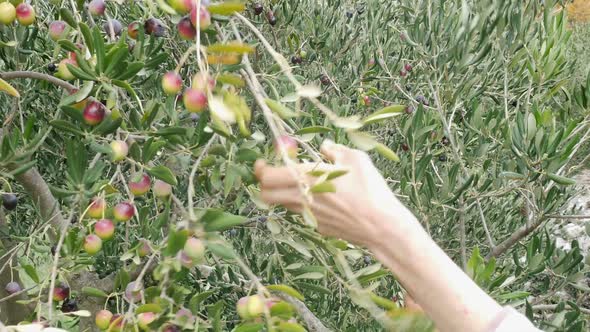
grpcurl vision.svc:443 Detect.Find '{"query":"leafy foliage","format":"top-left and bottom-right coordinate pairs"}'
top-left (0, 0), bottom-right (589, 331)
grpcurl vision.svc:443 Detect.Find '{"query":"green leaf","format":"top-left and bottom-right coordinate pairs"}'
top-left (369, 293), bottom-right (397, 310)
top-left (308, 169), bottom-right (349, 181)
top-left (8, 160), bottom-right (36, 176)
top-left (270, 302), bottom-right (295, 318)
top-left (208, 301), bottom-right (224, 332)
top-left (116, 61), bottom-right (144, 80)
top-left (295, 126), bottom-right (332, 135)
top-left (154, 0), bottom-right (177, 14)
top-left (65, 140), bottom-right (88, 184)
top-left (79, 22), bottom-right (94, 54)
top-left (60, 81), bottom-right (94, 107)
top-left (50, 120), bottom-right (84, 135)
top-left (59, 8), bottom-right (77, 28)
top-left (236, 148), bottom-right (259, 162)
top-left (264, 98), bottom-right (299, 119)
top-left (362, 105), bottom-right (405, 125)
top-left (112, 79), bottom-right (138, 100)
top-left (294, 282), bottom-right (331, 295)
top-left (0, 78), bottom-right (19, 97)
top-left (81, 287), bottom-right (109, 298)
top-left (357, 269), bottom-right (390, 284)
top-left (208, 242), bottom-right (236, 260)
top-left (234, 323), bottom-right (264, 332)
top-left (208, 3), bottom-right (245, 15)
top-left (93, 116), bottom-right (122, 136)
top-left (189, 290), bottom-right (215, 313)
top-left (92, 26), bottom-right (106, 73)
top-left (164, 228), bottom-right (188, 257)
top-left (105, 47), bottom-right (129, 76)
top-left (66, 64), bottom-right (97, 81)
top-left (22, 264), bottom-right (39, 283)
top-left (57, 39), bottom-right (79, 53)
top-left (61, 105), bottom-right (84, 123)
top-left (277, 322), bottom-right (306, 332)
top-left (267, 284), bottom-right (304, 301)
top-left (144, 53), bottom-right (167, 69)
top-left (207, 42), bottom-right (255, 54)
top-left (374, 143), bottom-right (400, 162)
top-left (153, 127), bottom-right (187, 137)
top-left (347, 131), bottom-right (378, 150)
top-left (68, 310), bottom-right (92, 317)
top-left (135, 303), bottom-right (163, 314)
top-left (310, 181), bottom-right (336, 193)
top-left (147, 165), bottom-right (178, 186)
top-left (216, 73), bottom-right (245, 87)
top-left (293, 272), bottom-right (324, 280)
top-left (0, 40), bottom-right (17, 48)
top-left (202, 209), bottom-right (247, 232)
top-left (499, 172), bottom-right (526, 180)
top-left (497, 291), bottom-right (530, 301)
top-left (547, 173), bottom-right (575, 186)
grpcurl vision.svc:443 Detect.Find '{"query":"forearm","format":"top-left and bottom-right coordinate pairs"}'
top-left (367, 208), bottom-right (502, 332)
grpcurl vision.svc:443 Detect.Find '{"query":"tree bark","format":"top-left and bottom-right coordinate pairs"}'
top-left (277, 294), bottom-right (332, 332)
top-left (488, 216), bottom-right (546, 258)
top-left (0, 210), bottom-right (29, 324)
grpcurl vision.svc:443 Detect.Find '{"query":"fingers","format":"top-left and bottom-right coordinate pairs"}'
top-left (320, 139), bottom-right (348, 163)
top-left (255, 160), bottom-right (334, 189)
top-left (320, 139), bottom-right (368, 165)
top-left (260, 187), bottom-right (301, 205)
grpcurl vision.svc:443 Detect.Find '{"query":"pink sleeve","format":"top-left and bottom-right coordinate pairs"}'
top-left (485, 306), bottom-right (543, 332)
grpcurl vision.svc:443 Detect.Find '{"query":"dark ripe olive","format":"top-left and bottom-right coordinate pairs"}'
top-left (2, 194), bottom-right (18, 210)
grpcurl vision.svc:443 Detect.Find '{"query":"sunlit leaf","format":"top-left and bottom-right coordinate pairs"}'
top-left (209, 95), bottom-right (237, 124)
top-left (81, 287), bottom-right (108, 298)
top-left (310, 181), bottom-right (336, 193)
top-left (208, 2), bottom-right (246, 15)
top-left (207, 42), bottom-right (255, 54)
top-left (296, 85), bottom-right (321, 98)
top-left (295, 126), bottom-right (332, 135)
top-left (347, 131), bottom-right (378, 150)
top-left (267, 284), bottom-right (304, 301)
top-left (0, 78), bottom-right (20, 97)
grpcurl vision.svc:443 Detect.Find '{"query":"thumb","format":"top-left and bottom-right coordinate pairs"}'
top-left (320, 139), bottom-right (353, 163)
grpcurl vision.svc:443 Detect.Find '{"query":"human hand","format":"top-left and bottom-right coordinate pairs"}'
top-left (254, 139), bottom-right (421, 248)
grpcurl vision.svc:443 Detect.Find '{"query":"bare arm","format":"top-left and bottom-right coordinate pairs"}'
top-left (255, 139), bottom-right (534, 332)
top-left (365, 208), bottom-right (502, 332)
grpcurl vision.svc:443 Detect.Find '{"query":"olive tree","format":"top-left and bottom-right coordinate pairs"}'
top-left (0, 0), bottom-right (588, 331)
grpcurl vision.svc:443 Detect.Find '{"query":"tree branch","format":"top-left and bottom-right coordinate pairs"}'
top-left (277, 294), bottom-right (332, 332)
top-left (546, 214), bottom-right (590, 220)
top-left (458, 200), bottom-right (467, 270)
top-left (11, 166), bottom-right (68, 231)
top-left (0, 71), bottom-right (76, 92)
top-left (488, 216), bottom-right (546, 258)
top-left (532, 304), bottom-right (590, 315)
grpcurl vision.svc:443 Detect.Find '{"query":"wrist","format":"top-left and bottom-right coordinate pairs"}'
top-left (364, 206), bottom-right (426, 257)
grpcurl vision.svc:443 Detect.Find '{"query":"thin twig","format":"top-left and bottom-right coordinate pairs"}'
top-left (0, 284), bottom-right (38, 303)
top-left (46, 210), bottom-right (76, 321)
top-left (458, 199), bottom-right (467, 270)
top-left (123, 252), bottom-right (158, 325)
top-left (0, 71), bottom-right (76, 92)
top-left (476, 200), bottom-right (495, 248)
top-left (188, 136), bottom-right (216, 221)
top-left (546, 214), bottom-right (590, 220)
top-left (532, 304), bottom-right (590, 315)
